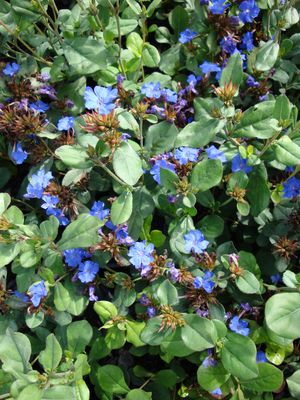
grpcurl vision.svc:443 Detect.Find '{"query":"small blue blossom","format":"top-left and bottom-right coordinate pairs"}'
top-left (169, 264), bottom-right (180, 282)
top-left (128, 241), bottom-right (154, 269)
top-left (194, 271), bottom-right (215, 293)
top-left (231, 153), bottom-right (253, 174)
top-left (141, 82), bottom-right (161, 99)
top-left (30, 100), bottom-right (49, 113)
top-left (13, 290), bottom-right (30, 303)
top-left (64, 248), bottom-right (91, 268)
top-left (239, 0), bottom-right (260, 23)
top-left (3, 62), bottom-right (20, 77)
top-left (202, 355), bottom-right (217, 368)
top-left (283, 177), bottom-right (300, 198)
top-left (90, 201), bottom-right (110, 220)
top-left (271, 273), bottom-right (282, 284)
top-left (84, 86), bottom-right (118, 115)
top-left (241, 31), bottom-right (254, 52)
top-left (220, 34), bottom-right (237, 54)
top-left (209, 0), bottom-right (229, 14)
top-left (184, 229), bottom-right (209, 254)
top-left (78, 260), bottom-right (100, 283)
top-left (162, 88), bottom-right (178, 103)
top-left (28, 281), bottom-right (47, 307)
top-left (24, 169), bottom-right (53, 199)
top-left (229, 316), bottom-right (250, 336)
top-left (89, 286), bottom-right (98, 302)
top-left (206, 145), bottom-right (227, 163)
top-left (179, 29), bottom-right (197, 44)
top-left (11, 142), bottom-right (28, 165)
top-left (256, 350), bottom-right (268, 363)
top-left (200, 61), bottom-right (222, 76)
top-left (147, 306), bottom-right (156, 318)
top-left (57, 116), bottom-right (74, 131)
top-left (150, 159), bottom-right (176, 184)
top-left (211, 388), bottom-right (222, 397)
top-left (187, 74), bottom-right (202, 86)
top-left (174, 147), bottom-right (199, 165)
top-left (47, 208), bottom-right (69, 226)
top-left (139, 294), bottom-right (151, 306)
top-left (246, 75), bottom-right (260, 87)
top-left (41, 194), bottom-right (59, 212)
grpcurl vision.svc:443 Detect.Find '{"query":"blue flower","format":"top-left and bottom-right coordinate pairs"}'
top-left (84, 86), bottom-right (118, 115)
top-left (200, 61), bottom-right (222, 76)
top-left (90, 201), bottom-right (110, 220)
top-left (168, 264), bottom-right (180, 282)
top-left (206, 145), bottom-right (227, 163)
top-left (46, 208), bottom-right (69, 226)
top-left (57, 116), bottom-right (74, 131)
top-left (139, 294), bottom-right (151, 306)
top-left (241, 31), bottom-right (254, 52)
top-left (3, 62), bottom-right (20, 77)
top-left (194, 271), bottom-right (215, 293)
top-left (89, 286), bottom-right (98, 301)
top-left (239, 0), bottom-right (260, 23)
top-left (174, 147), bottom-right (199, 165)
top-left (30, 100), bottom-right (49, 113)
top-left (184, 229), bottom-right (209, 254)
top-left (202, 355), bottom-right (217, 368)
top-left (64, 248), bottom-right (90, 267)
top-left (78, 260), bottom-right (100, 283)
top-left (256, 350), bottom-right (268, 363)
top-left (231, 153), bottom-right (253, 174)
top-left (150, 159), bottom-right (176, 184)
top-left (271, 273), bottom-right (282, 284)
top-left (24, 169), bottom-right (53, 199)
top-left (147, 306), bottom-right (156, 318)
top-left (11, 142), bottom-right (28, 165)
top-left (41, 194), bottom-right (59, 211)
top-left (13, 290), bottom-right (30, 303)
top-left (283, 177), bottom-right (300, 198)
top-left (28, 281), bottom-right (47, 307)
top-left (179, 29), bottom-right (197, 44)
top-left (128, 241), bottom-right (154, 269)
top-left (229, 316), bottom-right (250, 336)
top-left (162, 88), bottom-right (178, 103)
top-left (209, 0), bottom-right (229, 14)
top-left (141, 82), bottom-right (161, 99)
top-left (187, 74), bottom-right (201, 86)
top-left (211, 388), bottom-right (222, 397)
top-left (246, 75), bottom-right (259, 87)
top-left (220, 34), bottom-right (237, 54)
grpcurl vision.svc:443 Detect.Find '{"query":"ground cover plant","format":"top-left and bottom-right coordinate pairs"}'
top-left (1, 0), bottom-right (300, 398)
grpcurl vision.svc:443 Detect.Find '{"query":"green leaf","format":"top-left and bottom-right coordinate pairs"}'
top-left (240, 363), bottom-right (283, 392)
top-left (40, 216), bottom-right (59, 243)
top-left (175, 119), bottom-right (222, 148)
top-left (57, 214), bottom-right (102, 250)
top-left (126, 389), bottom-right (152, 400)
top-left (287, 370), bottom-right (300, 398)
top-left (220, 52), bottom-right (243, 87)
top-left (0, 328), bottom-right (31, 376)
top-left (169, 5), bottom-right (189, 38)
top-left (55, 145), bottom-right (93, 169)
top-left (0, 243), bottom-right (21, 268)
top-left (273, 136), bottom-right (300, 166)
top-left (157, 279), bottom-right (178, 305)
top-left (246, 174), bottom-right (270, 216)
top-left (142, 44), bottom-right (160, 68)
top-left (126, 32), bottom-right (143, 56)
top-left (25, 311), bottom-right (44, 328)
top-left (54, 281), bottom-right (89, 316)
top-left (140, 317), bottom-right (172, 345)
top-left (39, 334), bottom-right (62, 371)
top-left (63, 38), bottom-right (107, 75)
top-left (197, 363), bottom-right (231, 391)
top-left (96, 365), bottom-right (130, 394)
top-left (236, 270), bottom-right (260, 294)
top-left (273, 94), bottom-right (292, 121)
top-left (221, 332), bottom-right (258, 380)
top-left (0, 193), bottom-right (11, 215)
top-left (111, 190), bottom-right (133, 225)
top-left (145, 121), bottom-right (178, 155)
top-left (94, 301), bottom-right (118, 323)
top-left (233, 104), bottom-right (280, 139)
top-left (191, 159), bottom-right (223, 192)
top-left (255, 40), bottom-right (279, 72)
top-left (125, 0), bottom-right (142, 15)
top-left (113, 142), bottom-right (143, 186)
top-left (125, 320), bottom-right (146, 347)
top-left (265, 293), bottom-right (300, 339)
top-left (160, 328), bottom-right (193, 357)
top-left (181, 315), bottom-right (218, 352)
top-left (42, 386), bottom-right (74, 400)
top-left (74, 379), bottom-right (90, 400)
top-left (198, 215), bottom-right (224, 239)
top-left (18, 385), bottom-right (42, 400)
top-left (67, 320), bottom-right (93, 356)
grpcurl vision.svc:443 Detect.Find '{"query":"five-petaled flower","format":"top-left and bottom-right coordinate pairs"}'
top-left (184, 229), bottom-right (209, 254)
top-left (84, 86), bottom-right (118, 115)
